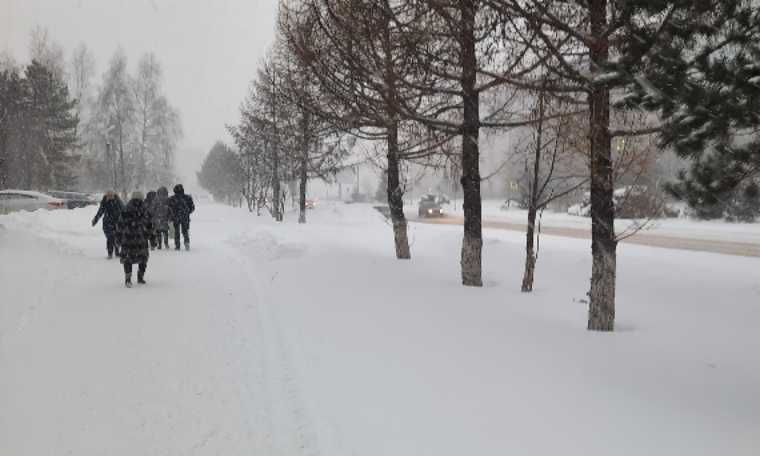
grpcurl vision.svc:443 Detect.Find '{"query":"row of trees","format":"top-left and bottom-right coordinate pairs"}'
top-left (79, 48), bottom-right (182, 195)
top-left (0, 28), bottom-right (183, 195)
top-left (216, 1), bottom-right (759, 332)
top-left (224, 33), bottom-right (352, 224)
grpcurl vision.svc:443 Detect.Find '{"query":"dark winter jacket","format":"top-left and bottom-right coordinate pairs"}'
top-left (145, 191), bottom-right (158, 234)
top-left (118, 198), bottom-right (153, 265)
top-left (168, 184), bottom-right (195, 223)
top-left (92, 195), bottom-right (124, 236)
top-left (145, 191), bottom-right (156, 210)
top-left (152, 186), bottom-right (171, 231)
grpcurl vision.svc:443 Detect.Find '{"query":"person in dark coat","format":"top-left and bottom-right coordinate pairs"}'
top-left (167, 184), bottom-right (195, 250)
top-left (118, 192), bottom-right (153, 287)
top-left (92, 191), bottom-right (124, 259)
top-left (153, 186), bottom-right (171, 249)
top-left (145, 190), bottom-right (158, 250)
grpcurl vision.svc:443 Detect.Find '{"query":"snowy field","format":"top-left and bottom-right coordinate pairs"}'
top-left (1, 201), bottom-right (759, 455)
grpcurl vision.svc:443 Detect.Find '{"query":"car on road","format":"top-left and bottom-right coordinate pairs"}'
top-left (0, 190), bottom-right (67, 214)
top-left (46, 190), bottom-right (98, 209)
top-left (305, 198), bottom-right (317, 209)
top-left (418, 194), bottom-right (444, 218)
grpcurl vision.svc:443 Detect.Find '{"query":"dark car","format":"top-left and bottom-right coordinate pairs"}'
top-left (47, 191), bottom-right (98, 209)
top-left (418, 194), bottom-right (444, 218)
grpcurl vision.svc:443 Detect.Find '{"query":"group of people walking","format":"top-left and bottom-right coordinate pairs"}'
top-left (92, 184), bottom-right (195, 287)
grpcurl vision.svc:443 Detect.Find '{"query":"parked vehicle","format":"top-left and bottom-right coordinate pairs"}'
top-left (0, 190), bottom-right (66, 214)
top-left (47, 191), bottom-right (98, 209)
top-left (566, 186), bottom-right (676, 219)
top-left (418, 194), bottom-right (444, 218)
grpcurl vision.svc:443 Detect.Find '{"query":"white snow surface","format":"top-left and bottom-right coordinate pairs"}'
top-left (1, 202), bottom-right (759, 455)
top-left (441, 199), bottom-right (760, 243)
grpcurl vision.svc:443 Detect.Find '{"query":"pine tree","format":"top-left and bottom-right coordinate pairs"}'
top-left (1, 60), bottom-right (78, 190)
top-left (0, 69), bottom-right (25, 188)
top-left (615, 1), bottom-right (760, 223)
top-left (24, 60), bottom-right (80, 189)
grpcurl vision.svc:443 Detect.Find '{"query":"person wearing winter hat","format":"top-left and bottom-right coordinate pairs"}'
top-left (117, 191), bottom-right (153, 287)
top-left (167, 183), bottom-right (195, 250)
top-left (92, 190), bottom-right (124, 259)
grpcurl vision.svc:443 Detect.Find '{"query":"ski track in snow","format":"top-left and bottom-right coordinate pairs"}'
top-left (226, 232), bottom-right (321, 456)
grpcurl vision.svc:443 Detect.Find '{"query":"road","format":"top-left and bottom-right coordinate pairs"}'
top-left (412, 215), bottom-right (760, 257)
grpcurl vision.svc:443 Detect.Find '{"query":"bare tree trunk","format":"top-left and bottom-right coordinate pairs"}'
top-left (378, 10), bottom-right (411, 260)
top-left (521, 205), bottom-right (537, 292)
top-left (587, 0), bottom-right (617, 331)
top-left (271, 75), bottom-right (283, 222)
top-left (387, 123), bottom-right (411, 259)
top-left (298, 149), bottom-right (307, 224)
top-left (522, 83), bottom-right (545, 293)
top-left (460, 0), bottom-right (483, 287)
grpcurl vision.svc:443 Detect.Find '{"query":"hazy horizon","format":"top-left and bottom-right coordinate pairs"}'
top-left (1, 0), bottom-right (279, 189)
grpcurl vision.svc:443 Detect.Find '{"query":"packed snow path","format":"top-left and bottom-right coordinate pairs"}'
top-left (1, 202), bottom-right (759, 455)
top-left (0, 204), bottom-right (316, 455)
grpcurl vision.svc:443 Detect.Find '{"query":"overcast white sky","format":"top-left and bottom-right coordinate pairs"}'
top-left (1, 0), bottom-right (279, 186)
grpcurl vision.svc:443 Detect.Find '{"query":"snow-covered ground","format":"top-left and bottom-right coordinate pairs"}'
top-left (1, 202), bottom-right (759, 455)
top-left (437, 198), bottom-right (760, 243)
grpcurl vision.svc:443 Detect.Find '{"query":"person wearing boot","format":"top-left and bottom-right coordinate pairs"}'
top-left (167, 184), bottom-right (195, 250)
top-left (92, 190), bottom-right (124, 259)
top-left (118, 192), bottom-right (153, 287)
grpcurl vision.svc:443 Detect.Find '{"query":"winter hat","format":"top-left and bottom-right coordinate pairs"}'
top-left (173, 184), bottom-right (184, 195)
top-left (131, 191), bottom-right (144, 201)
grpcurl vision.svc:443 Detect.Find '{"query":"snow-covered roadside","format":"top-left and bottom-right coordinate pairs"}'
top-left (243, 203), bottom-right (760, 456)
top-left (1, 202), bottom-right (759, 455)
top-left (434, 199), bottom-right (760, 243)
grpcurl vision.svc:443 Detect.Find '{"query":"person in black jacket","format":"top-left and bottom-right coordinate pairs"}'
top-left (118, 192), bottom-right (153, 287)
top-left (145, 190), bottom-right (158, 250)
top-left (167, 184), bottom-right (195, 250)
top-left (92, 191), bottom-right (124, 259)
